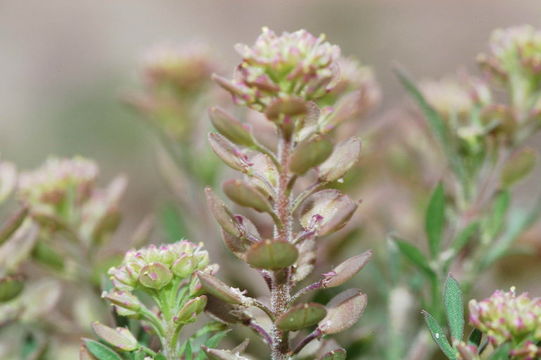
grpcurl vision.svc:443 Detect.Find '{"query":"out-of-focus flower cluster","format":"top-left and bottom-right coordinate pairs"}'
top-left (214, 27), bottom-right (341, 112)
top-left (469, 288), bottom-right (541, 357)
top-left (129, 44), bottom-right (217, 141)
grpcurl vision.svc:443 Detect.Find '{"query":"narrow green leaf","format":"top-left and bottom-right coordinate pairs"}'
top-left (443, 275), bottom-right (464, 341)
top-left (83, 339), bottom-right (122, 360)
top-left (425, 183), bottom-right (446, 257)
top-left (185, 340), bottom-right (193, 360)
top-left (197, 330), bottom-right (231, 360)
top-left (485, 191), bottom-right (510, 238)
top-left (393, 238), bottom-right (435, 279)
top-left (422, 311), bottom-right (457, 360)
top-left (488, 343), bottom-right (511, 359)
top-left (451, 222), bottom-right (479, 254)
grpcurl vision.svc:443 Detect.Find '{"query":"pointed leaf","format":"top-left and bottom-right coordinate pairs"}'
top-left (426, 183), bottom-right (446, 257)
top-left (82, 339), bottom-right (122, 360)
top-left (443, 275), bottom-right (464, 342)
top-left (422, 311), bottom-right (457, 359)
top-left (393, 238), bottom-right (435, 279)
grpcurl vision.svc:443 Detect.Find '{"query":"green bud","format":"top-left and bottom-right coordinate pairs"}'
top-left (245, 240), bottom-right (299, 270)
top-left (138, 262), bottom-right (173, 290)
top-left (289, 136), bottom-right (333, 175)
top-left (209, 107), bottom-right (255, 147)
top-left (102, 290), bottom-right (142, 312)
top-left (0, 274), bottom-right (24, 303)
top-left (319, 289), bottom-right (367, 334)
top-left (175, 295), bottom-right (207, 324)
top-left (92, 322), bottom-right (138, 351)
top-left (171, 254), bottom-right (195, 278)
top-left (318, 137), bottom-right (361, 182)
top-left (276, 302), bottom-right (327, 331)
top-left (222, 179), bottom-right (273, 214)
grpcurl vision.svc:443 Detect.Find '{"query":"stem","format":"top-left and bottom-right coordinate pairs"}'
top-left (270, 133), bottom-right (293, 360)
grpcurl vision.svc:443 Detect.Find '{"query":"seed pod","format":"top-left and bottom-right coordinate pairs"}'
top-left (289, 136), bottom-right (333, 175)
top-left (265, 97), bottom-right (308, 122)
top-left (245, 240), bottom-right (299, 270)
top-left (175, 295), bottom-right (207, 324)
top-left (205, 188), bottom-right (241, 237)
top-left (205, 294), bottom-right (242, 324)
top-left (0, 207), bottom-right (28, 246)
top-left (318, 137), bottom-right (361, 182)
top-left (319, 289), bottom-right (367, 334)
top-left (222, 179), bottom-right (273, 214)
top-left (322, 250), bottom-right (372, 288)
top-left (202, 346), bottom-right (250, 360)
top-left (197, 271), bottom-right (249, 306)
top-left (91, 322), bottom-right (138, 351)
top-left (319, 348), bottom-right (347, 360)
top-left (0, 274), bottom-right (24, 303)
top-left (276, 302), bottom-right (327, 331)
top-left (300, 189), bottom-right (358, 236)
top-left (138, 263), bottom-right (172, 290)
top-left (102, 291), bottom-right (142, 312)
top-left (320, 91), bottom-right (365, 133)
top-left (209, 107), bottom-right (255, 147)
top-left (209, 133), bottom-right (251, 173)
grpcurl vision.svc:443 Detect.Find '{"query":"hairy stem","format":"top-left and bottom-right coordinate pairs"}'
top-left (270, 133), bottom-right (293, 360)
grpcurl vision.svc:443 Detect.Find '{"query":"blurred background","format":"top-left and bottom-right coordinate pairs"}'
top-left (2, 0), bottom-right (541, 228)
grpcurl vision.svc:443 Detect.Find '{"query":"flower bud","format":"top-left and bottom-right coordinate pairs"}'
top-left (92, 322), bottom-right (138, 351)
top-left (322, 250), bottom-right (372, 288)
top-left (222, 179), bottom-right (273, 214)
top-left (318, 137), bottom-right (361, 182)
top-left (172, 254), bottom-right (196, 278)
top-left (175, 295), bottom-right (207, 324)
top-left (319, 289), bottom-right (367, 334)
top-left (209, 107), bottom-right (255, 147)
top-left (138, 263), bottom-right (173, 290)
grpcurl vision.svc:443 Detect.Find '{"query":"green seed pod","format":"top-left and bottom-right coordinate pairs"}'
top-left (222, 179), bottom-right (273, 214)
top-left (0, 274), bottom-right (24, 303)
top-left (196, 271), bottom-right (249, 306)
top-left (319, 289), bottom-right (367, 335)
top-left (138, 263), bottom-right (172, 290)
top-left (265, 97), bottom-right (308, 122)
top-left (209, 107), bottom-right (255, 147)
top-left (276, 302), bottom-right (327, 331)
top-left (289, 136), bottom-right (333, 175)
top-left (318, 137), bottom-right (361, 182)
top-left (205, 188), bottom-right (242, 238)
top-left (245, 240), bottom-right (298, 270)
top-left (175, 295), bottom-right (207, 324)
top-left (92, 322), bottom-right (138, 351)
top-left (322, 250), bottom-right (372, 288)
top-left (209, 133), bottom-right (251, 173)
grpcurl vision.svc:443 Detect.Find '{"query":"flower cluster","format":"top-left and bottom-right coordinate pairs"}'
top-left (108, 240), bottom-right (212, 292)
top-left (214, 27), bottom-right (341, 112)
top-left (469, 288), bottom-right (541, 347)
top-left (18, 157), bottom-right (98, 207)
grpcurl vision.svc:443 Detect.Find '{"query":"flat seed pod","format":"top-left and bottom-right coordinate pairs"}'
top-left (223, 179), bottom-right (273, 214)
top-left (205, 188), bottom-right (241, 238)
top-left (197, 271), bottom-right (247, 305)
top-left (265, 97), bottom-right (308, 122)
top-left (209, 106), bottom-right (255, 147)
top-left (276, 302), bottom-right (327, 331)
top-left (300, 189), bottom-right (358, 236)
top-left (319, 348), bottom-right (347, 360)
top-left (246, 240), bottom-right (298, 270)
top-left (91, 322), bottom-right (138, 351)
top-left (319, 289), bottom-right (367, 334)
top-left (323, 250), bottom-right (372, 288)
top-left (209, 133), bottom-right (250, 173)
top-left (289, 136), bottom-right (333, 175)
top-left (202, 346), bottom-right (250, 360)
top-left (0, 274), bottom-right (24, 303)
top-left (318, 137), bottom-right (361, 182)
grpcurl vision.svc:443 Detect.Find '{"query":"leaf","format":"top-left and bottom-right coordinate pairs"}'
top-left (83, 339), bottom-right (123, 360)
top-left (276, 302), bottom-right (327, 331)
top-left (425, 183), bottom-right (446, 257)
top-left (184, 340), bottom-right (193, 360)
top-left (443, 275), bottom-right (464, 342)
top-left (422, 311), bottom-right (457, 360)
top-left (319, 348), bottom-right (347, 360)
top-left (488, 343), bottom-right (511, 360)
top-left (485, 190), bottom-right (510, 239)
top-left (501, 148), bottom-right (536, 188)
top-left (451, 222), bottom-right (479, 254)
top-left (196, 331), bottom-right (231, 360)
top-left (392, 238), bottom-right (435, 279)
